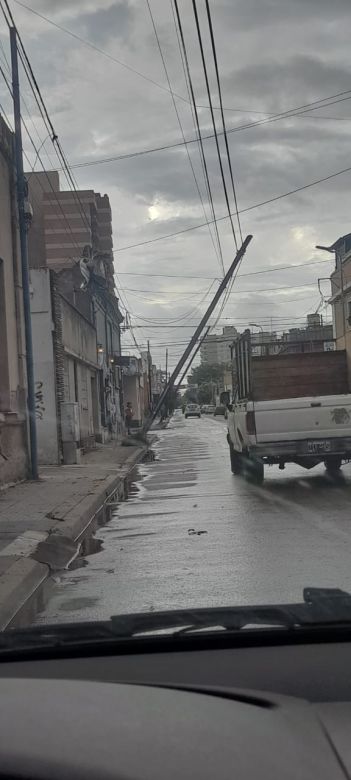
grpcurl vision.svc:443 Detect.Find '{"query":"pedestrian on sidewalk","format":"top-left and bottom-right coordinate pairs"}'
top-left (125, 402), bottom-right (134, 435)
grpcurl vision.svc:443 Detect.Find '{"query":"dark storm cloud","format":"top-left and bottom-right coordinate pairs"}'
top-left (78, 2), bottom-right (135, 46)
top-left (9, 0), bottom-right (351, 362)
top-left (225, 56), bottom-right (351, 109)
top-left (90, 114), bottom-right (351, 217)
top-left (220, 0), bottom-right (351, 30)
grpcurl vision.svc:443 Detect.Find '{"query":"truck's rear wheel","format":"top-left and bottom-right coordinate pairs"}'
top-left (229, 444), bottom-right (242, 475)
top-left (324, 456), bottom-right (342, 476)
top-left (244, 455), bottom-right (264, 485)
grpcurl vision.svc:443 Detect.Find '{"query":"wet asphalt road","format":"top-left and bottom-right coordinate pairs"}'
top-left (38, 415), bottom-right (351, 622)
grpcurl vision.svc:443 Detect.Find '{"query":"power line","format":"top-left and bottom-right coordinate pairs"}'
top-left (1, 0), bottom-right (92, 235)
top-left (197, 0), bottom-right (244, 331)
top-left (12, 0), bottom-right (192, 105)
top-left (115, 257), bottom-right (333, 281)
top-left (114, 161), bottom-right (351, 252)
top-left (12, 0), bottom-right (351, 131)
top-left (191, 0), bottom-right (238, 249)
top-left (170, 0), bottom-right (225, 273)
top-left (0, 50), bottom-right (88, 257)
top-left (41, 88), bottom-right (351, 175)
top-left (205, 0), bottom-right (242, 244)
top-left (145, 0), bottom-right (223, 275)
top-left (173, 0), bottom-right (226, 274)
top-left (119, 282), bottom-right (319, 295)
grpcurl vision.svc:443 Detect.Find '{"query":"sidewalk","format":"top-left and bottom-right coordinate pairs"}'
top-left (0, 438), bottom-right (150, 630)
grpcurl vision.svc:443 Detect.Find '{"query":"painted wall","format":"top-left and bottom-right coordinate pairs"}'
top-left (61, 299), bottom-right (100, 445)
top-left (30, 269), bottom-right (60, 464)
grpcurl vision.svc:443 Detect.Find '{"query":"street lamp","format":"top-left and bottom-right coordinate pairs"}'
top-left (249, 322), bottom-right (263, 333)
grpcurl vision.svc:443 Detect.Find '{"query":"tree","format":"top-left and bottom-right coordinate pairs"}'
top-left (188, 363), bottom-right (224, 386)
top-left (197, 383), bottom-right (214, 404)
top-left (182, 388), bottom-right (198, 405)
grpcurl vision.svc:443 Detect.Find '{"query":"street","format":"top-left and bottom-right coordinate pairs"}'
top-left (38, 416), bottom-right (351, 623)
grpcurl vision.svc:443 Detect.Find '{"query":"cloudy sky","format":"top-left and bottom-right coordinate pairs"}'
top-left (1, 0), bottom-right (351, 370)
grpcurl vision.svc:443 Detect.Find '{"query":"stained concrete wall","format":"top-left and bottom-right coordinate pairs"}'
top-left (30, 269), bottom-right (60, 464)
top-left (61, 298), bottom-right (100, 445)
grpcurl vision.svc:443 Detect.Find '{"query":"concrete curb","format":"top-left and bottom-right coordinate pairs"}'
top-left (0, 442), bottom-right (149, 630)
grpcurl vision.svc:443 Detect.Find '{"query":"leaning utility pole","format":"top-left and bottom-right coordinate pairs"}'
top-left (176, 327), bottom-right (210, 390)
top-left (10, 27), bottom-right (38, 479)
top-left (145, 235), bottom-right (252, 430)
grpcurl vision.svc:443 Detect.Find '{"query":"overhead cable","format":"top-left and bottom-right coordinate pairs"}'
top-left (145, 0), bottom-right (224, 275)
top-left (191, 0), bottom-right (238, 249)
top-left (173, 0), bottom-right (226, 273)
top-left (114, 161), bottom-right (351, 252)
top-left (205, 0), bottom-right (242, 244)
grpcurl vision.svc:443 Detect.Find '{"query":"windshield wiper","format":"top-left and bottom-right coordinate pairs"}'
top-left (108, 587), bottom-right (351, 636)
top-left (1, 588), bottom-right (351, 652)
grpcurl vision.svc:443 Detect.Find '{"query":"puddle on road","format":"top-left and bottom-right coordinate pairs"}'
top-left (58, 596), bottom-right (99, 612)
top-left (66, 451), bottom-right (153, 574)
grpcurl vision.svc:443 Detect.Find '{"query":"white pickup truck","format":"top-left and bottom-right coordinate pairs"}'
top-left (227, 333), bottom-right (351, 483)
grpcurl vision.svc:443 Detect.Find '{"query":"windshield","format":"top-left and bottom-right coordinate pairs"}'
top-left (0, 0), bottom-right (351, 637)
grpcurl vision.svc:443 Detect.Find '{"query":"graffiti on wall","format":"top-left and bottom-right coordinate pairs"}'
top-left (35, 381), bottom-right (45, 420)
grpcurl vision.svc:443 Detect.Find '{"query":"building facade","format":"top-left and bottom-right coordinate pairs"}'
top-left (122, 356), bottom-right (146, 428)
top-left (27, 171), bottom-right (124, 463)
top-left (0, 114), bottom-right (28, 485)
top-left (200, 326), bottom-right (238, 365)
top-left (328, 233), bottom-right (351, 380)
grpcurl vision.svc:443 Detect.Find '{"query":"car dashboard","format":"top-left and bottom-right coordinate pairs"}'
top-left (1, 632), bottom-right (351, 778)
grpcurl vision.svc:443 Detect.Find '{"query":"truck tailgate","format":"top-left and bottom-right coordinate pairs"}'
top-left (253, 395), bottom-right (351, 442)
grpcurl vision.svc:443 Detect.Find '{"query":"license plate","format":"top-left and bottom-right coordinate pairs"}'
top-left (307, 440), bottom-right (332, 454)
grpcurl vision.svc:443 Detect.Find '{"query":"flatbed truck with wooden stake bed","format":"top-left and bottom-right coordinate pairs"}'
top-left (227, 331), bottom-right (351, 484)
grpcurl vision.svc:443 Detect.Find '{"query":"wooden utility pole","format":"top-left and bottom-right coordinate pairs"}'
top-left (147, 340), bottom-right (152, 411)
top-left (176, 327), bottom-right (210, 390)
top-left (10, 26), bottom-right (38, 479)
top-left (144, 235), bottom-right (252, 430)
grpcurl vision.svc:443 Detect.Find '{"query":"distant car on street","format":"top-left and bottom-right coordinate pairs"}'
top-left (204, 405), bottom-right (216, 414)
top-left (214, 405), bottom-right (226, 417)
top-left (185, 403), bottom-right (201, 419)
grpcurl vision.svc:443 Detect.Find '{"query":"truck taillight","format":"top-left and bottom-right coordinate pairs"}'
top-left (246, 411), bottom-right (256, 435)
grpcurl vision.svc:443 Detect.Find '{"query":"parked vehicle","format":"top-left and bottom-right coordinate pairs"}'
top-left (185, 403), bottom-right (201, 419)
top-left (214, 405), bottom-right (226, 416)
top-left (205, 405), bottom-right (216, 414)
top-left (227, 331), bottom-right (351, 484)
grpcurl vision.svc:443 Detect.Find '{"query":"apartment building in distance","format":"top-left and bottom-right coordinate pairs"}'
top-left (200, 326), bottom-right (238, 365)
top-left (27, 171), bottom-right (124, 464)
